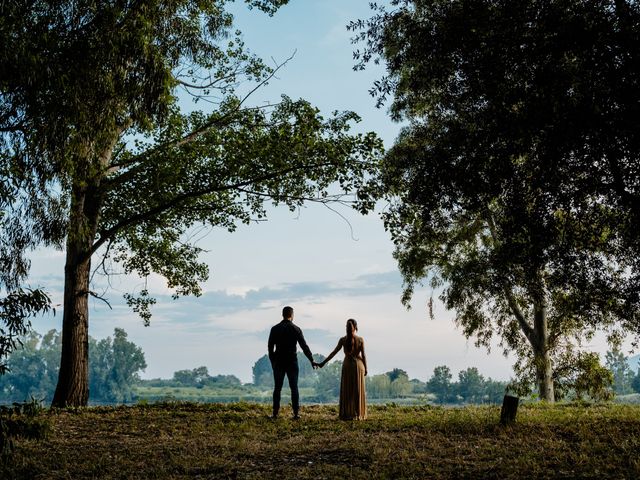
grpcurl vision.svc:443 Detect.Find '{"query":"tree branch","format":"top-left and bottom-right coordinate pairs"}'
top-left (85, 161), bottom-right (339, 262)
top-left (172, 51), bottom-right (296, 149)
top-left (105, 52), bottom-right (296, 182)
top-left (484, 210), bottom-right (535, 343)
top-left (503, 284), bottom-right (535, 344)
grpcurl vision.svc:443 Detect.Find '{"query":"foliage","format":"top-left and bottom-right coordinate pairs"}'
top-left (0, 289), bottom-right (51, 375)
top-left (366, 374), bottom-right (391, 399)
top-left (605, 346), bottom-right (636, 395)
top-left (89, 329), bottom-right (147, 403)
top-left (0, 330), bottom-right (60, 403)
top-left (510, 345), bottom-right (613, 401)
top-left (1, 0), bottom-right (382, 406)
top-left (252, 353), bottom-right (324, 389)
top-left (315, 360), bottom-right (342, 402)
top-left (426, 365), bottom-right (506, 404)
top-left (252, 354), bottom-right (274, 387)
top-left (170, 366), bottom-right (241, 388)
top-left (2, 403), bottom-right (640, 478)
top-left (457, 368), bottom-right (485, 404)
top-left (0, 329), bottom-right (146, 404)
top-left (351, 0), bottom-right (640, 402)
top-left (426, 365), bottom-right (453, 404)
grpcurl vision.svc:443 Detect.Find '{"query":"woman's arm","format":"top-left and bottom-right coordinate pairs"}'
top-left (361, 338), bottom-right (368, 376)
top-left (320, 337), bottom-right (344, 367)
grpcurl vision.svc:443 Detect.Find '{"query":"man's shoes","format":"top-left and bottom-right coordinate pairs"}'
top-left (292, 414), bottom-right (300, 420)
top-left (269, 414), bottom-right (278, 420)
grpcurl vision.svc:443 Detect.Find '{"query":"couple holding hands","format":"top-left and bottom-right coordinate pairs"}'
top-left (267, 306), bottom-right (367, 420)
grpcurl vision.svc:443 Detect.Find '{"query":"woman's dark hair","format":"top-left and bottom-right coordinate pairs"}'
top-left (345, 318), bottom-right (358, 353)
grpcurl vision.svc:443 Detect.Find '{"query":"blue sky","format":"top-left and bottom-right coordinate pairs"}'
top-left (23, 1), bottom-right (618, 383)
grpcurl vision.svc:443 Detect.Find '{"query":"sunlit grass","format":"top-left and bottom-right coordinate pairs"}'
top-left (2, 402), bottom-right (639, 479)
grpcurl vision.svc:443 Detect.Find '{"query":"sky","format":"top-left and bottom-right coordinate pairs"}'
top-left (23, 0), bottom-right (620, 384)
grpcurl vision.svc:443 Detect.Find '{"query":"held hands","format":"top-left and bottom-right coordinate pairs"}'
top-left (312, 361), bottom-right (325, 369)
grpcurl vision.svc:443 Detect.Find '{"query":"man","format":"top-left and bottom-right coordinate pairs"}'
top-left (268, 306), bottom-right (318, 419)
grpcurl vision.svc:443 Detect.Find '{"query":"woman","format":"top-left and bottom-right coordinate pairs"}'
top-left (319, 318), bottom-right (367, 420)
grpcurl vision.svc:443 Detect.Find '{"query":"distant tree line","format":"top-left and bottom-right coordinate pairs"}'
top-left (251, 355), bottom-right (508, 404)
top-left (4, 331), bottom-right (638, 405)
top-left (605, 347), bottom-right (640, 396)
top-left (0, 329), bottom-right (146, 404)
top-left (139, 367), bottom-right (242, 389)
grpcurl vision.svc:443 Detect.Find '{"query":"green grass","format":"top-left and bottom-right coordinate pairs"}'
top-left (2, 402), bottom-right (640, 479)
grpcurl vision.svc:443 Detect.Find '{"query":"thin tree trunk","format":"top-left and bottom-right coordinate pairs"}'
top-left (502, 278), bottom-right (555, 402)
top-left (532, 300), bottom-right (554, 403)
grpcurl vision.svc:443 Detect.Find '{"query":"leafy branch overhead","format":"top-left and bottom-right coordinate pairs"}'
top-left (351, 0), bottom-right (640, 401)
top-left (0, 0), bottom-right (382, 406)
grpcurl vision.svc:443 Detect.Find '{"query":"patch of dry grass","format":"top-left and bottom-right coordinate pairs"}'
top-left (2, 402), bottom-right (640, 479)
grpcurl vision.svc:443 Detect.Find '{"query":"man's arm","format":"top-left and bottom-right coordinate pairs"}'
top-left (296, 327), bottom-right (314, 364)
top-left (268, 327), bottom-right (276, 364)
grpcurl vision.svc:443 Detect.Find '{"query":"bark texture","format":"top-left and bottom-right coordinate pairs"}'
top-left (52, 162), bottom-right (105, 407)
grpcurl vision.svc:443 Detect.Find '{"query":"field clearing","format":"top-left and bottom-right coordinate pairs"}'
top-left (2, 402), bottom-right (640, 479)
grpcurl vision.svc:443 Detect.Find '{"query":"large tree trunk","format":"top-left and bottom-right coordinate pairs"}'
top-left (52, 175), bottom-right (103, 407)
top-left (51, 240), bottom-right (92, 407)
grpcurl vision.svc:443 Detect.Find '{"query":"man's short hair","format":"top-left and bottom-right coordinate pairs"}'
top-left (282, 306), bottom-right (294, 319)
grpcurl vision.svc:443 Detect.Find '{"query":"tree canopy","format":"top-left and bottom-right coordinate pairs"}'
top-left (1, 0), bottom-right (381, 406)
top-left (352, 0), bottom-right (640, 401)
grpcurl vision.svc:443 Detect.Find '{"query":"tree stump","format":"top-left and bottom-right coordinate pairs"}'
top-left (500, 395), bottom-right (519, 425)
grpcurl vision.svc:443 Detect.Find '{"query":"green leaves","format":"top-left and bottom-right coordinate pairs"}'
top-left (99, 95), bottom-right (380, 320)
top-left (0, 289), bottom-right (52, 375)
top-left (354, 0), bottom-right (640, 400)
top-left (2, 0), bottom-right (383, 328)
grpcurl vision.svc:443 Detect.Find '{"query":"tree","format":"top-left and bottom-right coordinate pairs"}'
top-left (89, 328), bottom-right (147, 403)
top-left (315, 360), bottom-right (342, 401)
top-left (252, 355), bottom-right (274, 388)
top-left (1, 1), bottom-right (381, 406)
top-left (203, 374), bottom-right (241, 387)
top-left (0, 330), bottom-right (61, 403)
top-left (366, 374), bottom-right (391, 399)
top-left (510, 344), bottom-right (613, 401)
top-left (633, 370), bottom-right (640, 394)
top-left (385, 368), bottom-right (411, 397)
top-left (426, 366), bottom-right (452, 404)
top-left (352, 0), bottom-right (640, 402)
top-left (297, 352), bottom-right (324, 388)
top-left (386, 368), bottom-right (408, 383)
top-left (457, 368), bottom-right (485, 404)
top-left (1, 136), bottom-right (54, 366)
top-left (172, 366), bottom-right (210, 387)
top-left (0, 290), bottom-right (51, 375)
top-left (0, 328), bottom-right (146, 404)
top-left (390, 374), bottom-right (412, 398)
top-left (0, 331), bottom-right (48, 402)
top-left (483, 379), bottom-right (507, 404)
top-left (605, 346), bottom-right (634, 395)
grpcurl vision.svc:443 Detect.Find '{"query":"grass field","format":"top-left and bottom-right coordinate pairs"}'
top-left (2, 402), bottom-right (640, 479)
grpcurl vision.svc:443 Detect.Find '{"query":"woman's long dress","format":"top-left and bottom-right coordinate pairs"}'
top-left (339, 336), bottom-right (367, 420)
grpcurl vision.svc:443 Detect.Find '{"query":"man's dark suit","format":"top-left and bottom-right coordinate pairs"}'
top-left (268, 319), bottom-right (314, 417)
